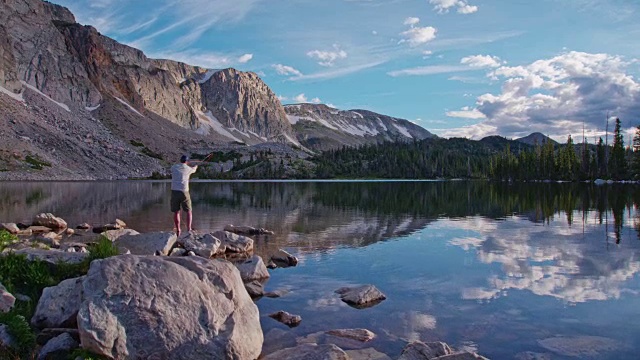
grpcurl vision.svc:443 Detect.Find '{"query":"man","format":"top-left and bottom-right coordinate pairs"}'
top-left (171, 155), bottom-right (199, 237)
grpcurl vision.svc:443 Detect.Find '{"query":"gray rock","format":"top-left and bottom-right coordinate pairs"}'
top-left (265, 288), bottom-right (290, 298)
top-left (64, 228), bottom-right (75, 235)
top-left (1, 223), bottom-right (19, 234)
top-left (33, 213), bottom-right (67, 229)
top-left (212, 230), bottom-right (254, 253)
top-left (0, 324), bottom-right (17, 349)
top-left (398, 341), bottom-right (452, 360)
top-left (114, 231), bottom-right (176, 255)
top-left (0, 282), bottom-right (16, 313)
top-left (36, 328), bottom-right (80, 346)
top-left (224, 224), bottom-right (274, 235)
top-left (28, 226), bottom-right (53, 234)
top-left (335, 285), bottom-right (386, 308)
top-left (101, 228), bottom-right (139, 242)
top-left (235, 255), bottom-right (270, 281)
top-left (114, 219), bottom-right (126, 228)
top-left (169, 248), bottom-right (187, 256)
top-left (77, 255), bottom-right (262, 359)
top-left (177, 233), bottom-right (221, 258)
top-left (271, 248), bottom-right (298, 267)
top-left (433, 353), bottom-right (489, 360)
top-left (263, 343), bottom-right (349, 360)
top-left (37, 333), bottom-right (78, 360)
top-left (244, 280), bottom-right (265, 298)
top-left (262, 328), bottom-right (297, 356)
top-left (345, 348), bottom-right (392, 360)
top-left (9, 248), bottom-right (89, 266)
top-left (32, 276), bottom-right (84, 329)
top-left (35, 232), bottom-right (61, 248)
top-left (325, 329), bottom-right (376, 342)
top-left (269, 310), bottom-right (302, 327)
top-left (537, 335), bottom-right (620, 358)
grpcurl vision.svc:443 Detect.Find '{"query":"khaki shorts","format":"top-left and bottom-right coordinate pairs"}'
top-left (171, 191), bottom-right (192, 212)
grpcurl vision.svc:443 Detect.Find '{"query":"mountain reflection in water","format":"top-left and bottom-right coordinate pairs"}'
top-left (1, 180), bottom-right (639, 358)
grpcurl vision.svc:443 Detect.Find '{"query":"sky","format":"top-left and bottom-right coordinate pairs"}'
top-left (50, 0), bottom-right (640, 143)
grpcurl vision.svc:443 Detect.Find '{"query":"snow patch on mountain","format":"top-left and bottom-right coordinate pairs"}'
top-left (198, 69), bottom-right (219, 84)
top-left (393, 123), bottom-right (413, 138)
top-left (115, 97), bottom-right (143, 117)
top-left (195, 110), bottom-right (242, 142)
top-left (22, 81), bottom-right (70, 112)
top-left (0, 84), bottom-right (24, 102)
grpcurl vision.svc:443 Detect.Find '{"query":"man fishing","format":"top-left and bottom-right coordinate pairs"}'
top-left (171, 154), bottom-right (208, 237)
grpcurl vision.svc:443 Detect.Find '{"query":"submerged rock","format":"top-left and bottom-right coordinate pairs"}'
top-left (77, 255), bottom-right (263, 359)
top-left (345, 348), bottom-right (392, 360)
top-left (432, 353), bottom-right (489, 359)
top-left (33, 213), bottom-right (67, 229)
top-left (263, 343), bottom-right (349, 360)
top-left (335, 285), bottom-right (386, 308)
top-left (224, 224), bottom-right (275, 235)
top-left (537, 336), bottom-right (620, 358)
top-left (269, 310), bottom-right (302, 327)
top-left (398, 341), bottom-right (452, 360)
top-left (326, 329), bottom-right (376, 342)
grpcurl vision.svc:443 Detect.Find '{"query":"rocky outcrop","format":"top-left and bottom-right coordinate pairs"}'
top-left (235, 255), bottom-right (270, 281)
top-left (335, 285), bottom-right (386, 308)
top-left (77, 255), bottom-right (263, 359)
top-left (33, 213), bottom-right (67, 229)
top-left (113, 231), bottom-right (176, 255)
top-left (177, 233), bottom-right (221, 258)
top-left (212, 230), bottom-right (254, 253)
top-left (285, 104), bottom-right (436, 151)
top-left (32, 276), bottom-right (84, 329)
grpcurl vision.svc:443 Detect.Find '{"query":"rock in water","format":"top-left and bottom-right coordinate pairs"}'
top-left (263, 343), bottom-right (349, 360)
top-left (212, 230), bottom-right (254, 253)
top-left (101, 229), bottom-right (140, 242)
top-left (224, 224), bottom-right (275, 235)
top-left (113, 231), bottom-right (176, 255)
top-left (326, 329), bottom-right (376, 342)
top-left (177, 233), bottom-right (221, 258)
top-left (32, 277), bottom-right (84, 329)
top-left (0, 282), bottom-right (16, 313)
top-left (432, 353), bottom-right (489, 360)
top-left (335, 285), bottom-right (386, 308)
top-left (235, 255), bottom-right (270, 281)
top-left (271, 248), bottom-right (299, 267)
top-left (398, 341), bottom-right (452, 360)
top-left (269, 310), bottom-right (302, 327)
top-left (33, 213), bottom-right (67, 229)
top-left (77, 255), bottom-right (262, 359)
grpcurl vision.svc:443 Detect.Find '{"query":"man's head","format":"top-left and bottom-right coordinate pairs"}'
top-left (180, 155), bottom-right (189, 163)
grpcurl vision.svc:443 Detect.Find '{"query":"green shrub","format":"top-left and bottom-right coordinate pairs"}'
top-left (71, 348), bottom-right (110, 360)
top-left (0, 312), bottom-right (36, 355)
top-left (0, 230), bottom-right (18, 251)
top-left (25, 155), bottom-right (51, 170)
top-left (141, 147), bottom-right (163, 160)
top-left (88, 236), bottom-right (119, 262)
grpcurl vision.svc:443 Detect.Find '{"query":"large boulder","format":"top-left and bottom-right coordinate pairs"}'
top-left (113, 231), bottom-right (176, 255)
top-left (32, 276), bottom-right (84, 329)
top-left (33, 213), bottom-right (67, 229)
top-left (0, 282), bottom-right (16, 313)
top-left (101, 229), bottom-right (140, 242)
top-left (398, 341), bottom-right (452, 360)
top-left (77, 255), bottom-right (263, 359)
top-left (235, 255), bottom-right (270, 281)
top-left (271, 249), bottom-right (299, 267)
top-left (37, 332), bottom-right (79, 360)
top-left (212, 231), bottom-right (254, 253)
top-left (177, 233), bottom-right (221, 258)
top-left (335, 285), bottom-right (386, 308)
top-left (263, 343), bottom-right (349, 360)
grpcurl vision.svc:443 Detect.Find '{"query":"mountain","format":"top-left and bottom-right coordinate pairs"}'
top-left (515, 132), bottom-right (557, 146)
top-left (0, 0), bottom-right (437, 179)
top-left (285, 103), bottom-right (436, 151)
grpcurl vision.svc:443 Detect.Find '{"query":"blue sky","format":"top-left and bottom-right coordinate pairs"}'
top-left (51, 0), bottom-right (640, 142)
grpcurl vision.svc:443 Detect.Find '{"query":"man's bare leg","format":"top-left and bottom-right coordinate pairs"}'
top-left (173, 211), bottom-right (181, 237)
top-left (186, 210), bottom-right (193, 232)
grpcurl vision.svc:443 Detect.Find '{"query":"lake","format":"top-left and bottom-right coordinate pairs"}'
top-left (1, 180), bottom-right (639, 359)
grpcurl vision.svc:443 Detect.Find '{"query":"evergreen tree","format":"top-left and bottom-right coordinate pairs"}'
top-left (596, 137), bottom-right (606, 178)
top-left (609, 118), bottom-right (628, 180)
top-left (631, 125), bottom-right (640, 179)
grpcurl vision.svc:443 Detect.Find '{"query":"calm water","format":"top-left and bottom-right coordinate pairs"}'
top-left (1, 181), bottom-right (640, 359)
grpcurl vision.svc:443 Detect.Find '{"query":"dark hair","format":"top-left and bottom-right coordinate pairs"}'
top-left (180, 155), bottom-right (188, 163)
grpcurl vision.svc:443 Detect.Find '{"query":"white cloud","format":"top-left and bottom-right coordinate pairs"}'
top-left (446, 106), bottom-right (486, 119)
top-left (429, 0), bottom-right (478, 14)
top-left (403, 17), bottom-right (420, 26)
top-left (445, 51), bottom-right (640, 140)
top-left (294, 93), bottom-right (308, 102)
top-left (372, 30), bottom-right (378, 35)
top-left (290, 61), bottom-right (385, 81)
top-left (277, 95), bottom-right (287, 101)
top-left (149, 50), bottom-right (233, 68)
top-left (272, 64), bottom-right (303, 77)
top-left (307, 45), bottom-right (348, 67)
top-left (311, 97), bottom-right (322, 104)
top-left (388, 65), bottom-right (473, 77)
top-left (400, 26), bottom-right (437, 46)
top-left (460, 54), bottom-right (503, 68)
top-left (237, 53), bottom-right (253, 63)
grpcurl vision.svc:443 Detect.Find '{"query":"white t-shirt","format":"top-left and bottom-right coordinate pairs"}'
top-left (171, 163), bottom-right (197, 192)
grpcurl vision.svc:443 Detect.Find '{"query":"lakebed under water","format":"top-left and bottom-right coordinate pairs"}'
top-left (1, 180), bottom-right (639, 359)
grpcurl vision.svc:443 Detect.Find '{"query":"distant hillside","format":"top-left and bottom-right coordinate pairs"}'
top-left (285, 103), bottom-right (436, 151)
top-left (516, 132), bottom-right (557, 146)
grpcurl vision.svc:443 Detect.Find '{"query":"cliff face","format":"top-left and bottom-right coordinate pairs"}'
top-left (285, 104), bottom-right (437, 151)
top-left (0, 0), bottom-right (296, 143)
